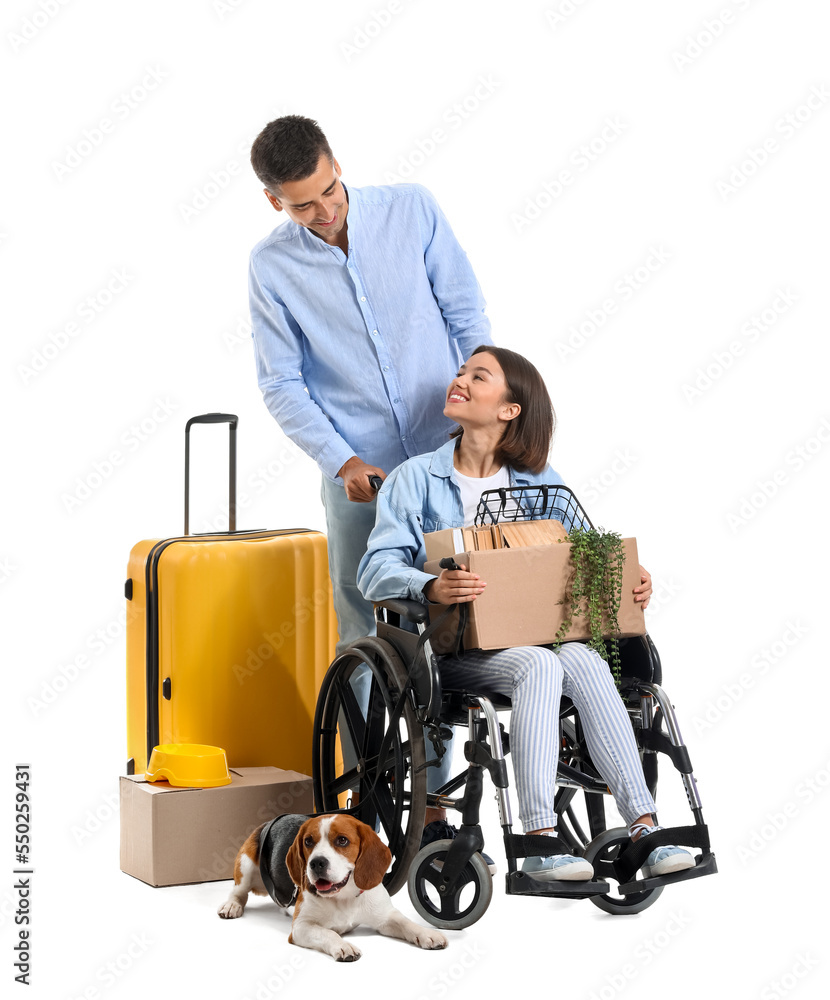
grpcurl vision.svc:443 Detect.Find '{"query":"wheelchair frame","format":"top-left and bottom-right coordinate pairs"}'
top-left (312, 605), bottom-right (717, 927)
top-left (311, 486), bottom-right (717, 927)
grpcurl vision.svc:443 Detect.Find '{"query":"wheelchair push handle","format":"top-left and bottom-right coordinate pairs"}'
top-left (368, 474), bottom-right (384, 493)
top-left (439, 557), bottom-right (462, 571)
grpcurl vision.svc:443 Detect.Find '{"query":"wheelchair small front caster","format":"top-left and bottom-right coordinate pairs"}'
top-left (407, 839), bottom-right (493, 929)
top-left (583, 827), bottom-right (664, 914)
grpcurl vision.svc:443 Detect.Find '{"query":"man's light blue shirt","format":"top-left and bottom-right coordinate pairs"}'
top-left (249, 182), bottom-right (492, 481)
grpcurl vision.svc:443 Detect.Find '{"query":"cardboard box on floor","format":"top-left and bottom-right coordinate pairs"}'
top-left (423, 530), bottom-right (645, 652)
top-left (120, 766), bottom-right (313, 887)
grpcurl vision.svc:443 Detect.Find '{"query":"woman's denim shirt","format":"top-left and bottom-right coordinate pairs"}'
top-left (357, 438), bottom-right (565, 604)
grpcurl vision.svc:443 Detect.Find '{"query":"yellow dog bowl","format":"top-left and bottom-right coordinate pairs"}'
top-left (145, 744), bottom-right (232, 788)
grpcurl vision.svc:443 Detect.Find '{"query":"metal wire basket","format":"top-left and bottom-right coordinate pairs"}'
top-left (473, 484), bottom-right (593, 531)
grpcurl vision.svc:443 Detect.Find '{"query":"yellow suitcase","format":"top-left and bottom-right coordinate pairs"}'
top-left (125, 414), bottom-right (336, 776)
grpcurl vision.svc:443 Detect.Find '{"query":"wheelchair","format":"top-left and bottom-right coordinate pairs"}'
top-left (311, 486), bottom-right (717, 928)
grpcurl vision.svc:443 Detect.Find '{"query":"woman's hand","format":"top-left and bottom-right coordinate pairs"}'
top-left (633, 565), bottom-right (652, 610)
top-left (423, 564), bottom-right (486, 605)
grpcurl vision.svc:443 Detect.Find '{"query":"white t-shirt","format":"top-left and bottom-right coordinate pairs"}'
top-left (454, 466), bottom-right (510, 526)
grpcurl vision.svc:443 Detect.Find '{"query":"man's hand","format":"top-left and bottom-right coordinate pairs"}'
top-left (337, 456), bottom-right (386, 502)
top-left (423, 563), bottom-right (486, 605)
top-left (633, 565), bottom-right (652, 610)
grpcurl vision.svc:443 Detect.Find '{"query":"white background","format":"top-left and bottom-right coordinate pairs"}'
top-left (3, 0), bottom-right (829, 997)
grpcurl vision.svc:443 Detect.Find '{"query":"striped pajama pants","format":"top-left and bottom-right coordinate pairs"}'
top-left (438, 642), bottom-right (656, 833)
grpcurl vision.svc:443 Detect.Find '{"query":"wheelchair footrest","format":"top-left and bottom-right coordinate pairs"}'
top-left (506, 870), bottom-right (611, 899)
top-left (617, 851), bottom-right (718, 895)
top-left (612, 823), bottom-right (712, 885)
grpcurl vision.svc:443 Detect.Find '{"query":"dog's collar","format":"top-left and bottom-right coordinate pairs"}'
top-left (258, 815), bottom-right (305, 907)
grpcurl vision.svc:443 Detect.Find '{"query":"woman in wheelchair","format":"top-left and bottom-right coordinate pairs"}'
top-left (357, 345), bottom-right (694, 883)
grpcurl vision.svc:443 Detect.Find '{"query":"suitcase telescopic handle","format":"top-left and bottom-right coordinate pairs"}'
top-left (184, 413), bottom-right (238, 535)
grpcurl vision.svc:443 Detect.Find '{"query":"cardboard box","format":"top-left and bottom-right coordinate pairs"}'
top-left (119, 766), bottom-right (313, 887)
top-left (423, 533), bottom-right (645, 652)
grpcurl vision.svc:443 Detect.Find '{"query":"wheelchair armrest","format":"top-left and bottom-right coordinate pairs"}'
top-left (375, 598), bottom-right (429, 625)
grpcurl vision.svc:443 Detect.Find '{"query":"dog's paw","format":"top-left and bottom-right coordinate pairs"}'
top-left (217, 901), bottom-right (244, 919)
top-left (333, 941), bottom-right (362, 962)
top-left (415, 928), bottom-right (448, 950)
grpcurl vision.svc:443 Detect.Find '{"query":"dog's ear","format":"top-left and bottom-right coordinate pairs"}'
top-left (353, 822), bottom-right (392, 890)
top-left (285, 825), bottom-right (308, 889)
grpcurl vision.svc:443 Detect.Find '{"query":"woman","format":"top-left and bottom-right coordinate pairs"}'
top-left (357, 345), bottom-right (693, 881)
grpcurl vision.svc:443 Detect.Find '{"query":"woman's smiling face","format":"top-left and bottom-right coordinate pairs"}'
top-left (444, 351), bottom-right (519, 429)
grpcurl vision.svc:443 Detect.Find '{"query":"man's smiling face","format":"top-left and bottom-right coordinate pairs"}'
top-left (265, 153), bottom-right (348, 245)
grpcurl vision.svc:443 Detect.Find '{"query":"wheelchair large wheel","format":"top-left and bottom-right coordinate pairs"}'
top-left (583, 828), bottom-right (664, 914)
top-left (408, 840), bottom-right (493, 930)
top-left (313, 637), bottom-right (426, 896)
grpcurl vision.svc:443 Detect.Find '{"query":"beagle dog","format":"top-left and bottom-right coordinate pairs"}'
top-left (218, 813), bottom-right (447, 962)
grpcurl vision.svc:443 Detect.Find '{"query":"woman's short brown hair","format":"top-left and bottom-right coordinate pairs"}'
top-left (450, 345), bottom-right (555, 474)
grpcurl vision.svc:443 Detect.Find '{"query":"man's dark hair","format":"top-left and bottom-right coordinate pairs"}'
top-left (250, 115), bottom-right (333, 193)
top-left (450, 345), bottom-right (556, 474)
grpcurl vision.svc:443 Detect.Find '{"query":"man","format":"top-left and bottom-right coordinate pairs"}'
top-left (248, 115), bottom-right (492, 656)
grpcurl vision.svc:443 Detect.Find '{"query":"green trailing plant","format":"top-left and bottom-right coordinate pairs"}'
top-left (552, 526), bottom-right (625, 688)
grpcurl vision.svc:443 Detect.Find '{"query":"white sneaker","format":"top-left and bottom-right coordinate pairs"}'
top-left (631, 824), bottom-right (695, 878)
top-left (521, 853), bottom-right (594, 881)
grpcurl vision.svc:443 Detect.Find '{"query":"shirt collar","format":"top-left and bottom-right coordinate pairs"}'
top-left (428, 436), bottom-right (540, 488)
top-left (428, 437), bottom-right (461, 479)
top-left (342, 181), bottom-right (356, 232)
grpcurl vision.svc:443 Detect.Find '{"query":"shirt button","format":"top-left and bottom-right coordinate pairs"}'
top-left (401, 436), bottom-right (407, 442)
top-left (394, 398), bottom-right (400, 403)
top-left (372, 329), bottom-right (378, 335)
top-left (383, 366), bottom-right (389, 372)
top-left (360, 296), bottom-right (367, 302)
